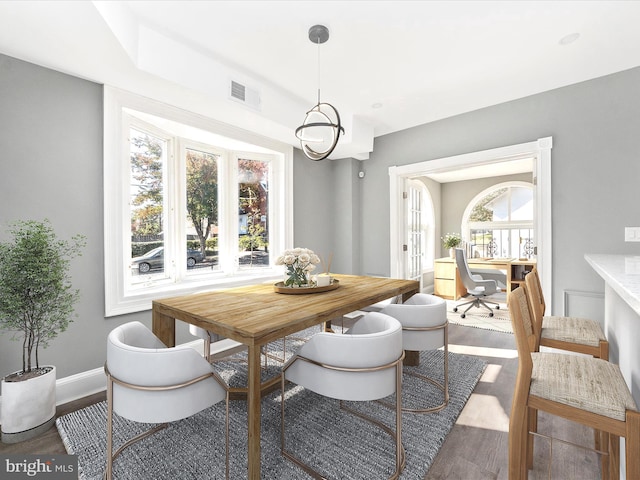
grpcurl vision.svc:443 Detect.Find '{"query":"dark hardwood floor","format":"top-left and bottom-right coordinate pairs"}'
top-left (1, 324), bottom-right (602, 479)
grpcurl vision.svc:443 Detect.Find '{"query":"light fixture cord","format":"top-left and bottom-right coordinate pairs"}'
top-left (316, 35), bottom-right (321, 105)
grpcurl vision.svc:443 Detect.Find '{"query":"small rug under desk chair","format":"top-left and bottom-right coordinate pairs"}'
top-left (56, 329), bottom-right (486, 480)
top-left (445, 293), bottom-right (512, 334)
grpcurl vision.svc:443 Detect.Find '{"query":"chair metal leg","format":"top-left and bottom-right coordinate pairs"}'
top-left (104, 375), bottom-right (168, 480)
top-left (455, 295), bottom-right (498, 317)
top-left (104, 367), bottom-right (230, 480)
top-left (281, 367), bottom-right (406, 480)
top-left (379, 347), bottom-right (449, 413)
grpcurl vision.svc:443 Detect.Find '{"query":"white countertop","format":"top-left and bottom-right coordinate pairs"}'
top-left (585, 254), bottom-right (640, 316)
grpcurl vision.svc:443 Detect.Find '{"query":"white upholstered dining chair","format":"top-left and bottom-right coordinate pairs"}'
top-left (188, 324), bottom-right (247, 362)
top-left (105, 321), bottom-right (230, 480)
top-left (381, 293), bottom-right (449, 413)
top-left (280, 312), bottom-right (406, 479)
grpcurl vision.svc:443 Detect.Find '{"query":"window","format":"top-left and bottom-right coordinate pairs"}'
top-left (462, 182), bottom-right (534, 259)
top-left (105, 88), bottom-right (293, 316)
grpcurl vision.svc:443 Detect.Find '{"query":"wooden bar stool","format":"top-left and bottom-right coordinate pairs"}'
top-left (524, 268), bottom-right (608, 360)
top-left (508, 287), bottom-right (639, 480)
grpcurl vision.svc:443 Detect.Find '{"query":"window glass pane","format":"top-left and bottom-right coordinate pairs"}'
top-left (237, 158), bottom-right (269, 269)
top-left (186, 148), bottom-right (220, 275)
top-left (510, 186), bottom-right (533, 221)
top-left (469, 188), bottom-right (506, 222)
top-left (466, 184), bottom-right (534, 259)
top-left (129, 128), bottom-right (167, 283)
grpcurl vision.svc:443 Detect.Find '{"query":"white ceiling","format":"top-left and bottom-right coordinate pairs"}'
top-left (1, 1), bottom-right (639, 161)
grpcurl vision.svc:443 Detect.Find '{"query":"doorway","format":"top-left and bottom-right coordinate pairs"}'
top-left (389, 137), bottom-right (552, 307)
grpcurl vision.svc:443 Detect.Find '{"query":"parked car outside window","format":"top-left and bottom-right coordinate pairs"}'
top-left (131, 247), bottom-right (205, 273)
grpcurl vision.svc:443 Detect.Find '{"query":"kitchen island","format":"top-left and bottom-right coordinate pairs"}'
top-left (585, 253), bottom-right (640, 480)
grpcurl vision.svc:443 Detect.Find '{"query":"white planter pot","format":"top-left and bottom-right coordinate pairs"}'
top-left (1, 365), bottom-right (56, 444)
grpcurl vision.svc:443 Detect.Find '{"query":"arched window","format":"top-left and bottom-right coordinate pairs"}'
top-left (462, 181), bottom-right (534, 259)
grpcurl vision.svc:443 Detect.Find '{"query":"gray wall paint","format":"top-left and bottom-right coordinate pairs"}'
top-left (2, 52), bottom-right (640, 385)
top-left (0, 55), bottom-right (235, 381)
top-left (292, 148), bottom-right (335, 267)
top-left (0, 54), bottom-right (112, 380)
top-left (362, 67), bottom-right (640, 314)
top-left (292, 152), bottom-right (362, 275)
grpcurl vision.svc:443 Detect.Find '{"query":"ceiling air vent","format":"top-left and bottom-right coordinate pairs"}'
top-left (229, 80), bottom-right (261, 111)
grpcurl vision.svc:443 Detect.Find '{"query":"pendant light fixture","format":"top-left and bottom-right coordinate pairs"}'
top-left (295, 24), bottom-right (345, 161)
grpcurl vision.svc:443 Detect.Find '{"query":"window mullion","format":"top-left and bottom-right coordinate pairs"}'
top-left (218, 151), bottom-right (236, 274)
top-left (171, 139), bottom-right (188, 280)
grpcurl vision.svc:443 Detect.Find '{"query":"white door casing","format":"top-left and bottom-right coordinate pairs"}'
top-left (389, 137), bottom-right (552, 309)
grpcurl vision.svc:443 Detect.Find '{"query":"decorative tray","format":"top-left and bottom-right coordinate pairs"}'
top-left (274, 279), bottom-right (340, 294)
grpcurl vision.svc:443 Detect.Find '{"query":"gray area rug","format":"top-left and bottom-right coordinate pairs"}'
top-left (446, 298), bottom-right (512, 334)
top-left (56, 330), bottom-right (485, 479)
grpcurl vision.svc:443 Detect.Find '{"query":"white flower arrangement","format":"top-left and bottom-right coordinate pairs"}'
top-left (276, 247), bottom-right (321, 287)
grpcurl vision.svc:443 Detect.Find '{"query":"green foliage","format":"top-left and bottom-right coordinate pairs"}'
top-left (131, 239), bottom-right (219, 258)
top-left (441, 233), bottom-right (462, 249)
top-left (186, 150), bottom-right (219, 254)
top-left (468, 188), bottom-right (506, 222)
top-left (131, 241), bottom-right (163, 257)
top-left (130, 132), bottom-right (164, 235)
top-left (0, 220), bottom-right (86, 374)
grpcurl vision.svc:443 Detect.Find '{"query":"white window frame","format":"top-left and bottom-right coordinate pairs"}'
top-left (104, 87), bottom-right (293, 316)
top-left (462, 181), bottom-right (534, 257)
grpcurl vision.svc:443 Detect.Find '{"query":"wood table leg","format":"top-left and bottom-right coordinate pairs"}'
top-left (152, 309), bottom-right (176, 347)
top-left (247, 345), bottom-right (262, 480)
top-left (404, 350), bottom-right (420, 366)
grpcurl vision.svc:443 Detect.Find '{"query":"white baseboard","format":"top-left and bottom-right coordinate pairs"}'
top-left (55, 367), bottom-right (106, 406)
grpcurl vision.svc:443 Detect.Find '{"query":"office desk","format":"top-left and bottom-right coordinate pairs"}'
top-left (152, 274), bottom-right (419, 480)
top-left (434, 257), bottom-right (535, 300)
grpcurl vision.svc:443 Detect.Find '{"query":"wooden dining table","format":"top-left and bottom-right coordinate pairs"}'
top-left (151, 274), bottom-right (420, 480)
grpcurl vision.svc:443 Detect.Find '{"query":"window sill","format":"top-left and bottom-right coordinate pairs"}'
top-left (106, 270), bottom-right (283, 317)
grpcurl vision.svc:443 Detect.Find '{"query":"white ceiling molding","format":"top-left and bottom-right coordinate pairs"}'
top-left (2, 2), bottom-right (640, 161)
top-left (93, 1), bottom-right (373, 160)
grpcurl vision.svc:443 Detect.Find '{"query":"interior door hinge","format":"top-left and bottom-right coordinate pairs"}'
top-left (402, 191), bottom-right (408, 199)
top-left (403, 244), bottom-right (408, 252)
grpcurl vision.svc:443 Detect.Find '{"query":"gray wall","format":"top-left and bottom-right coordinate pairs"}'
top-left (2, 52), bottom-right (640, 385)
top-left (0, 55), bottom-right (235, 381)
top-left (293, 152), bottom-right (362, 275)
top-left (0, 54), bottom-right (113, 380)
top-left (361, 67), bottom-right (640, 314)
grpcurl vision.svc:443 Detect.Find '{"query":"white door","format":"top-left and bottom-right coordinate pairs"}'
top-left (406, 181), bottom-right (424, 286)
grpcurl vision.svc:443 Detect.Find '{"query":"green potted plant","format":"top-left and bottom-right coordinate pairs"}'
top-left (0, 219), bottom-right (85, 443)
top-left (442, 233), bottom-right (462, 258)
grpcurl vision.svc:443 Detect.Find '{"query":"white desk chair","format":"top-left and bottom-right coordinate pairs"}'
top-left (454, 248), bottom-right (501, 318)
